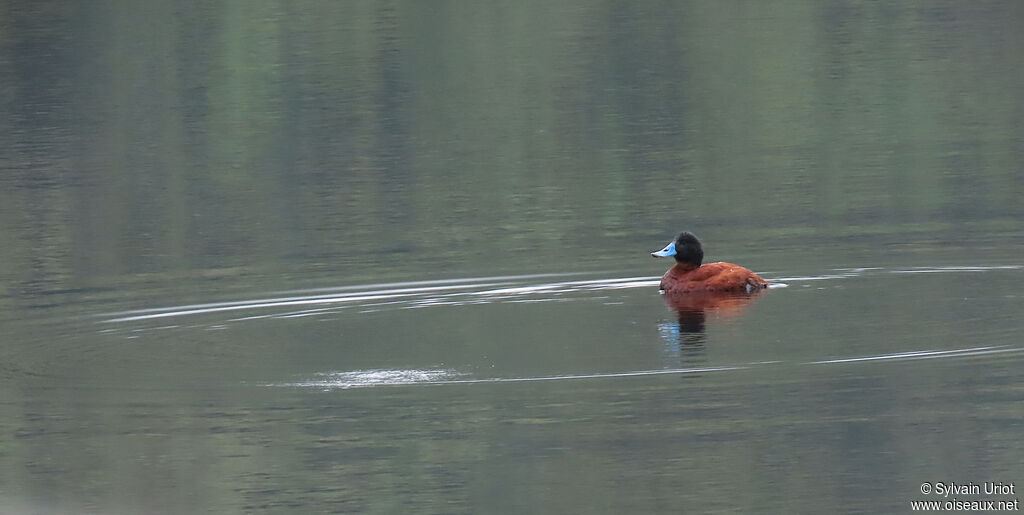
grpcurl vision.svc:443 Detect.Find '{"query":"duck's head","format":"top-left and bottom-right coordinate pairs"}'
top-left (651, 231), bottom-right (704, 268)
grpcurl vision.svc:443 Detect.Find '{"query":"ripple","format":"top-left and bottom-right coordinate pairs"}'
top-left (274, 366), bottom-right (746, 390)
top-left (888, 265), bottom-right (1023, 274)
top-left (93, 273), bottom-right (658, 325)
top-left (276, 344), bottom-right (1024, 390)
top-left (90, 263), bottom-right (1021, 330)
top-left (807, 345), bottom-right (1024, 364)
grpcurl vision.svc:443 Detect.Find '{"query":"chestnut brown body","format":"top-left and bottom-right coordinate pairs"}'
top-left (658, 262), bottom-right (769, 293)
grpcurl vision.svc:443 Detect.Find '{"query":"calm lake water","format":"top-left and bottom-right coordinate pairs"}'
top-left (2, 2), bottom-right (1024, 514)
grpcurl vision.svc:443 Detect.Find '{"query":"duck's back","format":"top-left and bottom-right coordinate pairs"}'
top-left (660, 262), bottom-right (769, 293)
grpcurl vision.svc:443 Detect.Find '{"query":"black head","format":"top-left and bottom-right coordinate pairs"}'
top-left (672, 232), bottom-right (704, 266)
top-left (652, 231), bottom-right (704, 266)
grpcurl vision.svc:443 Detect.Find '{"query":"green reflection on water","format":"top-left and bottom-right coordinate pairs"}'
top-left (0, 1), bottom-right (1021, 295)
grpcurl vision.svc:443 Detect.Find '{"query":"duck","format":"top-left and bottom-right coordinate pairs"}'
top-left (651, 232), bottom-right (769, 293)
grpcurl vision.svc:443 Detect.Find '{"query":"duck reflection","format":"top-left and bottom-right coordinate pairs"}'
top-left (658, 290), bottom-right (767, 365)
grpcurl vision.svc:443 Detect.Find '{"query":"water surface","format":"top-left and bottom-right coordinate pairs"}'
top-left (2, 2), bottom-right (1023, 514)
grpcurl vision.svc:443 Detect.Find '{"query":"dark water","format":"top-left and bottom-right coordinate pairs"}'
top-left (2, 2), bottom-right (1024, 514)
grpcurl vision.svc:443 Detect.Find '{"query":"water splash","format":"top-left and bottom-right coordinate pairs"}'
top-left (276, 344), bottom-right (1024, 391)
top-left (274, 366), bottom-right (746, 390)
top-left (282, 369), bottom-right (464, 389)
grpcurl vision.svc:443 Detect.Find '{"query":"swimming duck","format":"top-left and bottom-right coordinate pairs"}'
top-left (651, 232), bottom-right (769, 293)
